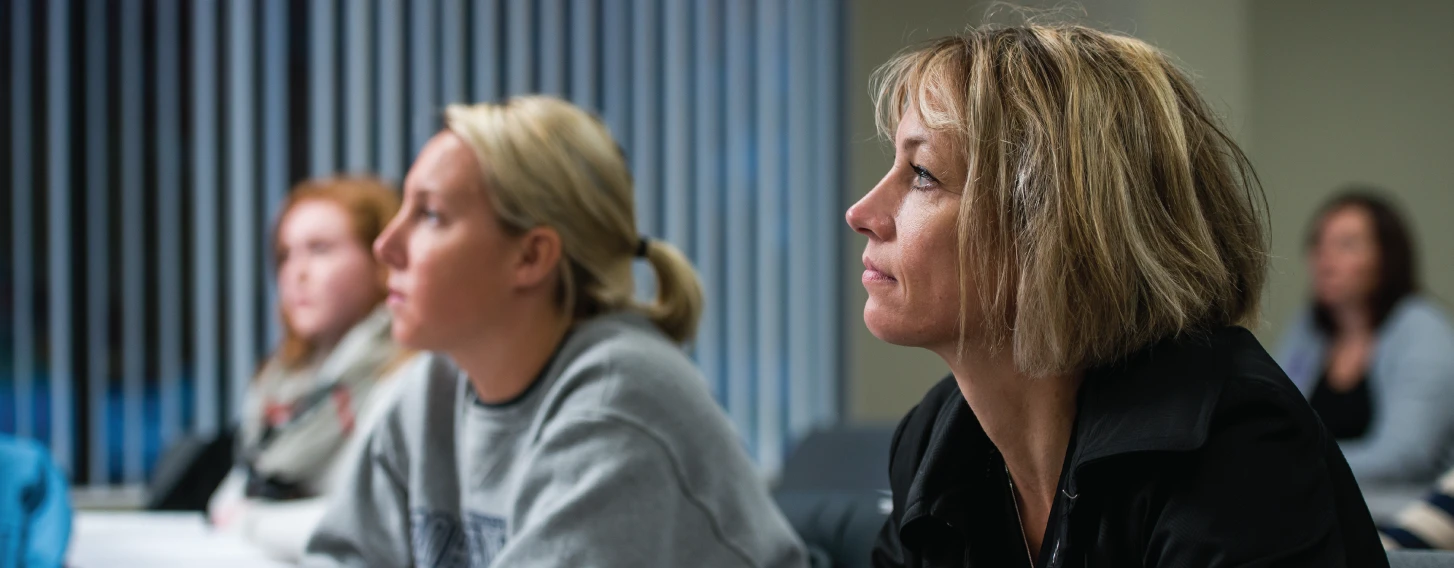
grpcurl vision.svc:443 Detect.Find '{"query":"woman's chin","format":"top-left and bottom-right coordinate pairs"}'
top-left (863, 308), bottom-right (916, 347)
top-left (390, 325), bottom-right (427, 351)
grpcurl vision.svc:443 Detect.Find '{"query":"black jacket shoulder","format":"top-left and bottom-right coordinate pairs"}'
top-left (873, 327), bottom-right (1389, 568)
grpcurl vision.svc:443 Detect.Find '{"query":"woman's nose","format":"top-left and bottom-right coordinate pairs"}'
top-left (846, 183), bottom-right (894, 242)
top-left (277, 263), bottom-right (305, 295)
top-left (374, 219), bottom-right (404, 269)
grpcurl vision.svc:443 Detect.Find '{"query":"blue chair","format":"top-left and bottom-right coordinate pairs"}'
top-left (0, 435), bottom-right (71, 568)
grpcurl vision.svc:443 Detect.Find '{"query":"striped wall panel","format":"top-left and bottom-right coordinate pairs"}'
top-left (0, 0), bottom-right (844, 484)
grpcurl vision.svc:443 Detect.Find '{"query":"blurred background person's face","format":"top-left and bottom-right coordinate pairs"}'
top-left (373, 132), bottom-right (522, 352)
top-left (276, 199), bottom-right (383, 349)
top-left (1311, 205), bottom-right (1381, 310)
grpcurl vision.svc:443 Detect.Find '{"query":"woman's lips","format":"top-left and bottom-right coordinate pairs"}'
top-left (862, 270), bottom-right (896, 284)
top-left (862, 257), bottom-right (897, 285)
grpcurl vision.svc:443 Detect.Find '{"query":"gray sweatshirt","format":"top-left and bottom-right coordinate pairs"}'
top-left (302, 312), bottom-right (808, 567)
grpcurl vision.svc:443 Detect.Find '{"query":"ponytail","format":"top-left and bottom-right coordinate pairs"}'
top-left (445, 96), bottom-right (708, 344)
top-left (633, 239), bottom-right (704, 344)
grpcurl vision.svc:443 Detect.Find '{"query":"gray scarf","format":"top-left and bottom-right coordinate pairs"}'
top-left (241, 307), bottom-right (400, 488)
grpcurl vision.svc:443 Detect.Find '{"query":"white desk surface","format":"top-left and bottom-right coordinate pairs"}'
top-left (69, 511), bottom-right (291, 568)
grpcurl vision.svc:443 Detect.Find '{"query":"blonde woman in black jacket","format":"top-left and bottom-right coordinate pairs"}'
top-left (852, 24), bottom-right (1387, 567)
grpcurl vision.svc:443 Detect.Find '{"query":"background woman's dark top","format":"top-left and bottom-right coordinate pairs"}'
top-left (872, 327), bottom-right (1388, 568)
top-left (1309, 371), bottom-right (1373, 440)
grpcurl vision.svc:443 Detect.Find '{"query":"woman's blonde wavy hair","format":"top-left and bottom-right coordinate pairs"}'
top-left (872, 24), bottom-right (1268, 376)
top-left (444, 96), bottom-right (704, 343)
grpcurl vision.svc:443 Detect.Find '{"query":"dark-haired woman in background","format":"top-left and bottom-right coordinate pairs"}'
top-left (1277, 190), bottom-right (1454, 484)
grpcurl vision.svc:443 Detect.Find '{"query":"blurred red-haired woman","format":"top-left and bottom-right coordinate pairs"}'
top-left (207, 176), bottom-right (416, 563)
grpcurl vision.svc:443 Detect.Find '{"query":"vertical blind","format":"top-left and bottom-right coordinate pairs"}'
top-left (1, 0), bottom-right (844, 485)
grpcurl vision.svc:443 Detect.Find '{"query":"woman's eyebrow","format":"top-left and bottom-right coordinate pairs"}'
top-left (404, 185), bottom-right (446, 204)
top-left (899, 135), bottom-right (929, 151)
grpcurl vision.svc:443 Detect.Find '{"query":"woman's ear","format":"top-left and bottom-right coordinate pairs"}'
top-left (512, 226), bottom-right (564, 291)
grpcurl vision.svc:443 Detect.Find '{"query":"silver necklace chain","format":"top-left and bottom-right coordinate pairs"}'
top-left (1006, 464), bottom-right (1036, 567)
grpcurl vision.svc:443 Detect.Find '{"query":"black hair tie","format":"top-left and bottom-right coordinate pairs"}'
top-left (635, 236), bottom-right (652, 258)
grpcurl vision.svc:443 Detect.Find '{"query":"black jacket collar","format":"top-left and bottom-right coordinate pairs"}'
top-left (897, 327), bottom-right (1241, 537)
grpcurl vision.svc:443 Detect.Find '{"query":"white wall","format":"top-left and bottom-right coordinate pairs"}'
top-left (1252, 0), bottom-right (1454, 345)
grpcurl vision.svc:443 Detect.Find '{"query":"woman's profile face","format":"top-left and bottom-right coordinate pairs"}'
top-left (276, 200), bottom-right (381, 346)
top-left (1311, 205), bottom-right (1380, 309)
top-left (846, 110), bottom-right (969, 350)
top-left (373, 131), bottom-right (522, 351)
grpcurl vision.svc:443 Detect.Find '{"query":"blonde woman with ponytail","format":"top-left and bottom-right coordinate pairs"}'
top-left (304, 96), bottom-right (807, 568)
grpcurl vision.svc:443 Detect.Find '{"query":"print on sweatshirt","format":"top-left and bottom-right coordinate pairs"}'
top-left (409, 509), bottom-right (508, 568)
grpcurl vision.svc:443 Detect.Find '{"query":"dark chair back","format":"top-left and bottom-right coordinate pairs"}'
top-left (145, 430), bottom-right (234, 511)
top-left (775, 426), bottom-right (896, 568)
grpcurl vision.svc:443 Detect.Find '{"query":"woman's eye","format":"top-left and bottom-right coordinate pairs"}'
top-left (910, 164), bottom-right (937, 190)
top-left (308, 242), bottom-right (333, 255)
top-left (418, 206), bottom-right (442, 223)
